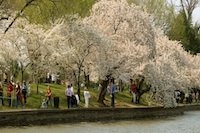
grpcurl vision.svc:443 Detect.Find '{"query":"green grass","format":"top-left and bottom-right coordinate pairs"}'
top-left (0, 83), bottom-right (150, 110)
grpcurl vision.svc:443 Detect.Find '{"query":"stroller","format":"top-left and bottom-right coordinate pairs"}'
top-left (40, 97), bottom-right (48, 109)
top-left (71, 95), bottom-right (78, 107)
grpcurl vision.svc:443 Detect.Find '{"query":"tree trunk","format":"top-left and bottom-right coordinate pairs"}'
top-left (118, 79), bottom-right (122, 92)
top-left (21, 70), bottom-right (24, 83)
top-left (77, 67), bottom-right (81, 101)
top-left (73, 70), bottom-right (77, 84)
top-left (84, 71), bottom-right (90, 88)
top-left (98, 79), bottom-right (109, 105)
top-left (137, 77), bottom-right (151, 104)
top-left (36, 75), bottom-right (39, 94)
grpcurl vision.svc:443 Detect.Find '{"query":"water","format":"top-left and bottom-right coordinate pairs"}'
top-left (1, 111), bottom-right (200, 133)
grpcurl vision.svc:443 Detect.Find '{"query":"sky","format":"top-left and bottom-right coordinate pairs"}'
top-left (193, 6), bottom-right (200, 24)
top-left (171, 0), bottom-right (200, 24)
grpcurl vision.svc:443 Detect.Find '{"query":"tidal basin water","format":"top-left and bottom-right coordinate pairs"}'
top-left (1, 111), bottom-right (200, 133)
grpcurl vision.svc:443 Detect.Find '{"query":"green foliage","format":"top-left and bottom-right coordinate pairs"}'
top-left (167, 10), bottom-right (200, 54)
top-left (186, 24), bottom-right (200, 54)
top-left (167, 10), bottom-right (189, 46)
top-left (18, 0), bottom-right (97, 24)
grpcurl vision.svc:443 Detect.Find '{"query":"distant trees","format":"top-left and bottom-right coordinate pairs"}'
top-left (166, 0), bottom-right (200, 54)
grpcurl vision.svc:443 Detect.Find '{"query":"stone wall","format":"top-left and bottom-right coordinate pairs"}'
top-left (0, 105), bottom-right (200, 127)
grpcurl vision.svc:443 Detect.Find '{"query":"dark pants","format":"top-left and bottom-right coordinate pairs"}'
top-left (67, 96), bottom-right (71, 108)
top-left (8, 96), bottom-right (12, 107)
top-left (111, 93), bottom-right (115, 108)
top-left (0, 94), bottom-right (4, 106)
top-left (22, 90), bottom-right (27, 104)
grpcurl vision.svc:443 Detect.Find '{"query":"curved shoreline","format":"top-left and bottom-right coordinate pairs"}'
top-left (0, 105), bottom-right (200, 127)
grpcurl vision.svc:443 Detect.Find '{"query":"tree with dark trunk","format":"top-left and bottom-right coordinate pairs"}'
top-left (98, 79), bottom-right (109, 106)
top-left (83, 70), bottom-right (90, 88)
top-left (136, 76), bottom-right (151, 104)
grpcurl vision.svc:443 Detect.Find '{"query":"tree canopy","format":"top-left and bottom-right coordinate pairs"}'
top-left (0, 0), bottom-right (200, 108)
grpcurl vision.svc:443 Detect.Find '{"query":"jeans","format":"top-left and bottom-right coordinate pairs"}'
top-left (16, 95), bottom-right (23, 108)
top-left (111, 93), bottom-right (115, 107)
top-left (47, 97), bottom-right (52, 108)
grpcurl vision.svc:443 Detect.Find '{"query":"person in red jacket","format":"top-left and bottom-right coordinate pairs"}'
top-left (15, 81), bottom-right (24, 108)
top-left (131, 81), bottom-right (137, 103)
top-left (46, 85), bottom-right (52, 108)
top-left (7, 81), bottom-right (13, 107)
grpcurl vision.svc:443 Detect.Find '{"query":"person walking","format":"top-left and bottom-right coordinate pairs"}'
top-left (65, 85), bottom-right (72, 108)
top-left (46, 85), bottom-right (52, 108)
top-left (22, 81), bottom-right (28, 104)
top-left (84, 87), bottom-right (90, 108)
top-left (110, 81), bottom-right (116, 108)
top-left (0, 82), bottom-right (4, 106)
top-left (15, 81), bottom-right (23, 108)
top-left (7, 81), bottom-right (13, 107)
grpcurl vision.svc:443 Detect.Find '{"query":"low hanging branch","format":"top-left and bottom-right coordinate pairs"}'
top-left (4, 0), bottom-right (37, 33)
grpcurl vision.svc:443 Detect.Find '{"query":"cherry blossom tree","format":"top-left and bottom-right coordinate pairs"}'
top-left (83, 0), bottom-right (200, 107)
top-left (0, 18), bottom-right (53, 94)
top-left (83, 0), bottom-right (157, 104)
top-left (43, 16), bottom-right (108, 99)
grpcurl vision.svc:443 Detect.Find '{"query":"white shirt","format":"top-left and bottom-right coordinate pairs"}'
top-left (84, 91), bottom-right (90, 99)
top-left (71, 86), bottom-right (74, 95)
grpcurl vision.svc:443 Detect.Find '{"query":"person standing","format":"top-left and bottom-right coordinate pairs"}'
top-left (47, 73), bottom-right (51, 83)
top-left (65, 85), bottom-right (72, 108)
top-left (22, 81), bottom-right (28, 104)
top-left (110, 81), bottom-right (116, 108)
top-left (131, 81), bottom-right (137, 103)
top-left (46, 85), bottom-right (52, 108)
top-left (7, 81), bottom-right (13, 107)
top-left (70, 83), bottom-right (74, 96)
top-left (107, 83), bottom-right (111, 93)
top-left (0, 82), bottom-right (4, 106)
top-left (51, 73), bottom-right (56, 84)
top-left (15, 81), bottom-right (23, 108)
top-left (84, 87), bottom-right (90, 108)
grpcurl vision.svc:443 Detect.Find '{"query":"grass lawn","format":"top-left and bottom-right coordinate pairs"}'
top-left (0, 83), bottom-right (150, 110)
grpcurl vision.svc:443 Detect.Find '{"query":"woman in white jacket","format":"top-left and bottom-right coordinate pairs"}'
top-left (84, 87), bottom-right (90, 108)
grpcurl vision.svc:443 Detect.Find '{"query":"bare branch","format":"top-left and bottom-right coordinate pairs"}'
top-left (0, 0), bottom-right (5, 6)
top-left (4, 0), bottom-right (38, 33)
